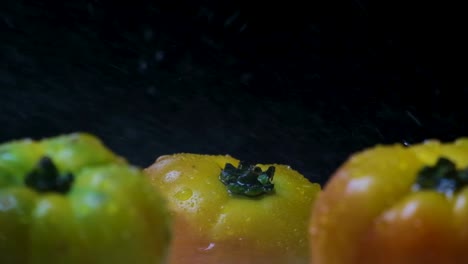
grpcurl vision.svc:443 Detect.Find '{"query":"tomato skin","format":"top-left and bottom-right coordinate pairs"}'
top-left (310, 138), bottom-right (468, 264)
top-left (145, 153), bottom-right (321, 264)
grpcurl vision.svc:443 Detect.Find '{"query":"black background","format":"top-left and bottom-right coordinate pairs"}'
top-left (1, 0), bottom-right (467, 185)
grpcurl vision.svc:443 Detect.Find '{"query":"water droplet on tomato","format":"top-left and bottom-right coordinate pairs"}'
top-left (164, 170), bottom-right (180, 182)
top-left (174, 188), bottom-right (193, 201)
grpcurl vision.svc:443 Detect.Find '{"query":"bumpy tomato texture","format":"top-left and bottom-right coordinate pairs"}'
top-left (310, 139), bottom-right (468, 264)
top-left (0, 133), bottom-right (170, 264)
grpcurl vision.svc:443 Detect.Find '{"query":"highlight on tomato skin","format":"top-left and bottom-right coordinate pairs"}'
top-left (309, 138), bottom-right (468, 264)
top-left (144, 153), bottom-right (321, 264)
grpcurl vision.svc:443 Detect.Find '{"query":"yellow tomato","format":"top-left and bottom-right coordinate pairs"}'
top-left (145, 153), bottom-right (321, 264)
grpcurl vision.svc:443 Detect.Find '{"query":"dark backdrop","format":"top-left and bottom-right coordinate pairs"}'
top-left (1, 0), bottom-right (467, 185)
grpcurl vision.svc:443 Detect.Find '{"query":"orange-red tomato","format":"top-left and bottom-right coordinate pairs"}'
top-left (310, 138), bottom-right (468, 264)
